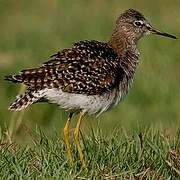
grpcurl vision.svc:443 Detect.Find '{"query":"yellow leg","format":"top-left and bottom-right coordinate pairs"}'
top-left (74, 111), bottom-right (86, 168)
top-left (63, 113), bottom-right (73, 165)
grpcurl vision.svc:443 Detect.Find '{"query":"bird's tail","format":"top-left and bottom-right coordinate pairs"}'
top-left (4, 74), bottom-right (24, 83)
top-left (9, 89), bottom-right (45, 111)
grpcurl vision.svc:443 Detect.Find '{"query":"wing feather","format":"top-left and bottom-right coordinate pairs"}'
top-left (5, 41), bottom-right (123, 95)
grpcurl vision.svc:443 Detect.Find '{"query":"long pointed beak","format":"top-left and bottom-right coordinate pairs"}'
top-left (149, 27), bottom-right (177, 39)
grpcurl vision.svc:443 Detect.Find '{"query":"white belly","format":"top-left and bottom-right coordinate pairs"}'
top-left (43, 88), bottom-right (126, 115)
top-left (39, 74), bottom-right (134, 115)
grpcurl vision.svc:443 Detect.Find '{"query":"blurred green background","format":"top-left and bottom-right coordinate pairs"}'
top-left (0, 0), bottom-right (180, 138)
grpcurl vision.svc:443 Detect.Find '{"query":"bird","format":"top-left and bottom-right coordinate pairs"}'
top-left (4, 9), bottom-right (176, 168)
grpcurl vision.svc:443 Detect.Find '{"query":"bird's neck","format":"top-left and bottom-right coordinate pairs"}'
top-left (108, 30), bottom-right (140, 79)
top-left (108, 30), bottom-right (138, 57)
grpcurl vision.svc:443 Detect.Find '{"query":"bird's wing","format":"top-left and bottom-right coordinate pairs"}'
top-left (5, 41), bottom-right (123, 95)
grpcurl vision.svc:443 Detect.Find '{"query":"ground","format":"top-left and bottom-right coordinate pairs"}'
top-left (1, 127), bottom-right (180, 179)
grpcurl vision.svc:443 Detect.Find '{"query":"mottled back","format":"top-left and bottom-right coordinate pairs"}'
top-left (6, 41), bottom-right (124, 95)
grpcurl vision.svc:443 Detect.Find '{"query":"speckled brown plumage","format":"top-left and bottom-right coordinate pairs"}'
top-left (5, 41), bottom-right (124, 95)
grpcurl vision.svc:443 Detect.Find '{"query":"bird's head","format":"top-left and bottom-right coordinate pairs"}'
top-left (115, 9), bottom-right (177, 42)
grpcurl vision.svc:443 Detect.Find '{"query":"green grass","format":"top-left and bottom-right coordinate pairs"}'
top-left (0, 128), bottom-right (180, 179)
top-left (0, 0), bottom-right (180, 179)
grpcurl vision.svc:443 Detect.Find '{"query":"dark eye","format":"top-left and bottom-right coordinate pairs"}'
top-left (134, 21), bottom-right (144, 27)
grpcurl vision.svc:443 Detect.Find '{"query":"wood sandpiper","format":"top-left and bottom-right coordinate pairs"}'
top-left (5, 9), bottom-right (177, 168)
